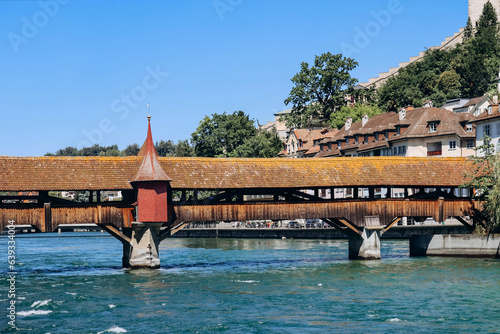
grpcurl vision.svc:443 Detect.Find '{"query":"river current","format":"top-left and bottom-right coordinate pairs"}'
top-left (1, 233), bottom-right (499, 333)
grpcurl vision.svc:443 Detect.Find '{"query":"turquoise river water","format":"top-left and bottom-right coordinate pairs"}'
top-left (1, 233), bottom-right (499, 333)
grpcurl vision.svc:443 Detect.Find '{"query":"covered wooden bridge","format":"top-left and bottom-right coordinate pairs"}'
top-left (1, 156), bottom-right (478, 230)
top-left (0, 118), bottom-right (481, 266)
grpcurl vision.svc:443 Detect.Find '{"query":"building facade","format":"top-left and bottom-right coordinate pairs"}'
top-left (315, 107), bottom-right (476, 158)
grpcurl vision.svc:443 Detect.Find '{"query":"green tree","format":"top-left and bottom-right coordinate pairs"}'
top-left (123, 143), bottom-right (140, 156)
top-left (437, 70), bottom-right (461, 98)
top-left (174, 140), bottom-right (194, 157)
top-left (283, 52), bottom-right (358, 128)
top-left (463, 16), bottom-right (474, 41)
top-left (463, 136), bottom-right (499, 233)
top-left (228, 129), bottom-right (283, 158)
top-left (54, 146), bottom-right (79, 156)
top-left (457, 2), bottom-right (500, 97)
top-left (155, 140), bottom-right (175, 157)
top-left (330, 104), bottom-right (384, 129)
top-left (191, 111), bottom-right (257, 157)
top-left (475, 0), bottom-right (499, 55)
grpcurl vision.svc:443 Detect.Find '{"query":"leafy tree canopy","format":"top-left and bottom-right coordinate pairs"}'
top-left (46, 140), bottom-right (194, 157)
top-left (191, 111), bottom-right (257, 157)
top-left (378, 1), bottom-right (500, 111)
top-left (283, 52), bottom-right (358, 128)
top-left (228, 128), bottom-right (283, 158)
top-left (191, 110), bottom-right (282, 158)
top-left (330, 104), bottom-right (384, 129)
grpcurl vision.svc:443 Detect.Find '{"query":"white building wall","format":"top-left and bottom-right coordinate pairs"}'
top-left (476, 120), bottom-right (500, 156)
top-left (407, 136), bottom-right (471, 157)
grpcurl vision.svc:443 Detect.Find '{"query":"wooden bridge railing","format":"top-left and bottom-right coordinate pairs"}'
top-left (173, 198), bottom-right (480, 227)
top-left (0, 204), bottom-right (133, 232)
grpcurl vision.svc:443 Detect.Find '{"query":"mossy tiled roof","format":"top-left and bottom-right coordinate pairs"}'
top-left (0, 156), bottom-right (473, 191)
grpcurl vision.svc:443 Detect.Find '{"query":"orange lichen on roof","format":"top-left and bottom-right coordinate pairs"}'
top-left (0, 156), bottom-right (474, 191)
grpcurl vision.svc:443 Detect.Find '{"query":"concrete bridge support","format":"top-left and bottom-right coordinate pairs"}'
top-left (348, 228), bottom-right (381, 260)
top-left (99, 222), bottom-right (163, 268)
top-left (125, 222), bottom-right (163, 268)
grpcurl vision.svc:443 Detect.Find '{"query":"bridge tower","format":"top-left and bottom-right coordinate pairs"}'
top-left (125, 115), bottom-right (172, 268)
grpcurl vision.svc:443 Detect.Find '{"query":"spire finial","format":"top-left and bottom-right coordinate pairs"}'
top-left (147, 102), bottom-right (151, 121)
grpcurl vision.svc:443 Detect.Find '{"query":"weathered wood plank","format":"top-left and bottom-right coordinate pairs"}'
top-left (173, 199), bottom-right (479, 226)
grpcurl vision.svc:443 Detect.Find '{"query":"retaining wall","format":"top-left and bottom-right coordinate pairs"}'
top-left (410, 234), bottom-right (500, 257)
top-left (172, 225), bottom-right (469, 239)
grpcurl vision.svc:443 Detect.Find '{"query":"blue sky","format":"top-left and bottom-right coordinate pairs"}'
top-left (1, 0), bottom-right (467, 156)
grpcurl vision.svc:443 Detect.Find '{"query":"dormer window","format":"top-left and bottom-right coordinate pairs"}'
top-left (488, 106), bottom-right (493, 114)
top-left (429, 122), bottom-right (437, 133)
top-left (364, 135), bottom-right (368, 143)
top-left (396, 126), bottom-right (400, 135)
top-left (337, 140), bottom-right (341, 149)
top-left (355, 135), bottom-right (359, 144)
top-left (374, 132), bottom-right (379, 142)
top-left (384, 130), bottom-right (389, 140)
top-left (328, 143), bottom-right (332, 151)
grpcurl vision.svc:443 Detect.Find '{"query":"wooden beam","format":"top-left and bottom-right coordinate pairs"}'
top-left (336, 218), bottom-right (363, 236)
top-left (286, 189), bottom-right (324, 201)
top-left (453, 216), bottom-right (474, 232)
top-left (380, 217), bottom-right (402, 236)
top-left (160, 222), bottom-right (190, 241)
top-left (44, 203), bottom-right (52, 233)
top-left (99, 223), bottom-right (131, 244)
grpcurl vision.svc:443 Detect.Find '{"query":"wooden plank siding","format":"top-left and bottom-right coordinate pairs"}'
top-left (1, 200), bottom-right (480, 231)
top-left (0, 207), bottom-right (45, 231)
top-left (1, 205), bottom-right (133, 232)
top-left (173, 199), bottom-right (480, 226)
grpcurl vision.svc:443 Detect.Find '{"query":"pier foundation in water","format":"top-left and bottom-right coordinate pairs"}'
top-left (123, 222), bottom-right (163, 268)
top-left (348, 228), bottom-right (381, 260)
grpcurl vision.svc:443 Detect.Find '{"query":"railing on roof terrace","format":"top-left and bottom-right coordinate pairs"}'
top-left (427, 150), bottom-right (442, 156)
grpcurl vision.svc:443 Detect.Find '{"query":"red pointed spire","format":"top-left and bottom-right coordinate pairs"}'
top-left (131, 116), bottom-right (171, 182)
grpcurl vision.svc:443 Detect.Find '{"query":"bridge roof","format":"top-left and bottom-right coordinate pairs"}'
top-left (0, 156), bottom-right (473, 191)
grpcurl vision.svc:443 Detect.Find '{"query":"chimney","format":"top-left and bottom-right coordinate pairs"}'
top-left (493, 95), bottom-right (498, 104)
top-left (362, 114), bottom-right (369, 127)
top-left (345, 117), bottom-right (352, 131)
top-left (398, 108), bottom-right (407, 121)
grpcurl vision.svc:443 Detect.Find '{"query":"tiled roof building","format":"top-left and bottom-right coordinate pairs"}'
top-left (278, 128), bottom-right (337, 158)
top-left (316, 107), bottom-right (476, 158)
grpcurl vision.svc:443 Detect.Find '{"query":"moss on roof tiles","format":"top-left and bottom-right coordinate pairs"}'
top-left (0, 156), bottom-right (474, 191)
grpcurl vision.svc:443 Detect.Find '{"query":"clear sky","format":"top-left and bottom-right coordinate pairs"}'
top-left (0, 0), bottom-right (468, 156)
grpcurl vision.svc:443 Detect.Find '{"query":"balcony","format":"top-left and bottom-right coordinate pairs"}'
top-left (427, 150), bottom-right (442, 156)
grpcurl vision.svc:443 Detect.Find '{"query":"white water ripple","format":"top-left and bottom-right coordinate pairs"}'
top-left (97, 326), bottom-right (128, 333)
top-left (17, 310), bottom-right (53, 316)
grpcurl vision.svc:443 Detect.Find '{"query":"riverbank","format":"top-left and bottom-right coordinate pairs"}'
top-left (171, 224), bottom-right (469, 239)
top-left (411, 234), bottom-right (500, 258)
